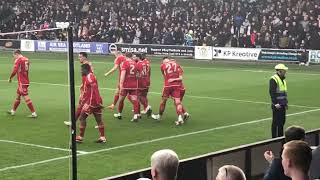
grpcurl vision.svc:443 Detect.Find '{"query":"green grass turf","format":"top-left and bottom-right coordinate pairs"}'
top-left (0, 51), bottom-right (319, 179)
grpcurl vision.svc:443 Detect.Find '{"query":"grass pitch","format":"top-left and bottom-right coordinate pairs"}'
top-left (0, 51), bottom-right (319, 179)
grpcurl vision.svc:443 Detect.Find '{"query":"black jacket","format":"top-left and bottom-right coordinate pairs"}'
top-left (263, 158), bottom-right (291, 180)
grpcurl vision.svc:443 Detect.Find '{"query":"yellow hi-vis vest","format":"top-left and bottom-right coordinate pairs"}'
top-left (271, 74), bottom-right (288, 105)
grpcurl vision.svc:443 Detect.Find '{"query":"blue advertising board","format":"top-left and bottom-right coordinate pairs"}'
top-left (258, 49), bottom-right (305, 62)
top-left (34, 41), bottom-right (109, 54)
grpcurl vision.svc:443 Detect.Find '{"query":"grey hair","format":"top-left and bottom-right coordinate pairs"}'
top-left (217, 165), bottom-right (246, 180)
top-left (151, 149), bottom-right (179, 180)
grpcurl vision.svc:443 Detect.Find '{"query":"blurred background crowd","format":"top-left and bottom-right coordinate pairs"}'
top-left (0, 0), bottom-right (319, 49)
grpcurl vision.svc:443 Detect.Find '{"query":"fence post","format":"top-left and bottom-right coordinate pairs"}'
top-left (245, 148), bottom-right (252, 180)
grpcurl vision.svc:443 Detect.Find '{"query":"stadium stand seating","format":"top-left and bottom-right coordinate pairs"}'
top-left (0, 0), bottom-right (319, 49)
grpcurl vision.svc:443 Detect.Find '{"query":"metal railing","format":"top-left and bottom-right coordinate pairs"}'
top-left (101, 129), bottom-right (320, 180)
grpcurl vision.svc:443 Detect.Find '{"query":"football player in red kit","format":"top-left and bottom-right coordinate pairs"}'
top-left (113, 52), bottom-right (141, 122)
top-left (135, 53), bottom-right (152, 116)
top-left (152, 57), bottom-right (189, 125)
top-left (76, 64), bottom-right (106, 143)
top-left (64, 52), bottom-right (94, 126)
top-left (8, 50), bottom-right (37, 118)
top-left (104, 51), bottom-right (127, 110)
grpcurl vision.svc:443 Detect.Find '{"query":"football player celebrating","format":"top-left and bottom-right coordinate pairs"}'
top-left (104, 51), bottom-right (126, 110)
top-left (64, 52), bottom-right (93, 126)
top-left (152, 57), bottom-right (189, 125)
top-left (135, 53), bottom-right (152, 116)
top-left (76, 64), bottom-right (106, 143)
top-left (113, 52), bottom-right (140, 122)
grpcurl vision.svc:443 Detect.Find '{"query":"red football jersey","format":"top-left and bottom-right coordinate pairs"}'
top-left (136, 59), bottom-right (151, 89)
top-left (161, 60), bottom-right (183, 87)
top-left (81, 61), bottom-right (94, 84)
top-left (121, 59), bottom-right (138, 89)
top-left (81, 73), bottom-right (103, 107)
top-left (115, 55), bottom-right (127, 81)
top-left (10, 56), bottom-right (30, 85)
top-left (115, 55), bottom-right (126, 71)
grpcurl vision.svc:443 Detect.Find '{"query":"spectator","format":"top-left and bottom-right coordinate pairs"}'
top-left (150, 149), bottom-right (179, 180)
top-left (172, 27), bottom-right (183, 45)
top-left (310, 145), bottom-right (320, 179)
top-left (263, 125), bottom-right (305, 180)
top-left (231, 35), bottom-right (238, 47)
top-left (133, 27), bottom-right (142, 44)
top-left (184, 30), bottom-right (193, 46)
top-left (279, 31), bottom-right (289, 49)
top-left (281, 141), bottom-right (312, 180)
top-left (300, 16), bottom-right (309, 33)
top-left (238, 34), bottom-right (245, 47)
top-left (0, 0), bottom-right (319, 48)
top-left (255, 33), bottom-right (263, 48)
top-left (250, 30), bottom-right (257, 47)
top-left (216, 165), bottom-right (246, 180)
top-left (262, 32), bottom-right (272, 48)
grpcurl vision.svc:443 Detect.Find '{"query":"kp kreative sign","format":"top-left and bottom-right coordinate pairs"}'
top-left (212, 47), bottom-right (260, 60)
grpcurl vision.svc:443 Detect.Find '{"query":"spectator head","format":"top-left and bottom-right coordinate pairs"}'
top-left (284, 126), bottom-right (305, 142)
top-left (151, 149), bottom-right (179, 180)
top-left (13, 49), bottom-right (22, 59)
top-left (78, 52), bottom-right (88, 64)
top-left (216, 165), bottom-right (246, 180)
top-left (282, 140), bottom-right (312, 177)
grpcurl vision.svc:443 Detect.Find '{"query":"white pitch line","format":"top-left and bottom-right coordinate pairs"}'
top-left (0, 155), bottom-right (72, 172)
top-left (0, 139), bottom-right (88, 154)
top-left (81, 108), bottom-right (320, 155)
top-left (0, 56), bottom-right (319, 76)
top-left (1, 80), bottom-right (319, 109)
top-left (1, 108), bottom-right (319, 172)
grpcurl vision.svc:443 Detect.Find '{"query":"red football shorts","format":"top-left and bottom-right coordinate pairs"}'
top-left (17, 84), bottom-right (29, 96)
top-left (82, 103), bottom-right (103, 115)
top-left (138, 88), bottom-right (149, 97)
top-left (162, 86), bottom-right (182, 99)
top-left (120, 89), bottom-right (138, 97)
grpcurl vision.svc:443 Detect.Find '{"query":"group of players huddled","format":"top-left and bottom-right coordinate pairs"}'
top-left (8, 50), bottom-right (189, 144)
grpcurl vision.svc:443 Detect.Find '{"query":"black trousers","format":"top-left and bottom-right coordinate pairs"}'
top-left (272, 107), bottom-right (286, 138)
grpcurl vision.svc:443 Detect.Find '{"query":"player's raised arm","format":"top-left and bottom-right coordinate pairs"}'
top-left (104, 51), bottom-right (122, 77)
top-left (104, 63), bottom-right (119, 77)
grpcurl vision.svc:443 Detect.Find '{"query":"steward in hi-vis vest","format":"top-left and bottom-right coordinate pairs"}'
top-left (269, 64), bottom-right (288, 138)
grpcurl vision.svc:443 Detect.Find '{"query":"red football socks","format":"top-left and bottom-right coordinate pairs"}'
top-left (159, 102), bottom-right (166, 116)
top-left (175, 103), bottom-right (183, 115)
top-left (13, 99), bottom-right (21, 111)
top-left (118, 99), bottom-right (124, 113)
top-left (113, 94), bottom-right (119, 106)
top-left (133, 100), bottom-right (140, 114)
top-left (25, 99), bottom-right (35, 113)
top-left (140, 96), bottom-right (148, 110)
top-left (79, 125), bottom-right (86, 137)
top-left (97, 124), bottom-right (105, 137)
top-left (75, 106), bottom-right (82, 120)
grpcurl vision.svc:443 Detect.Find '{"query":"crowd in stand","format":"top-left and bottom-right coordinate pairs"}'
top-left (1, 0), bottom-right (320, 49)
